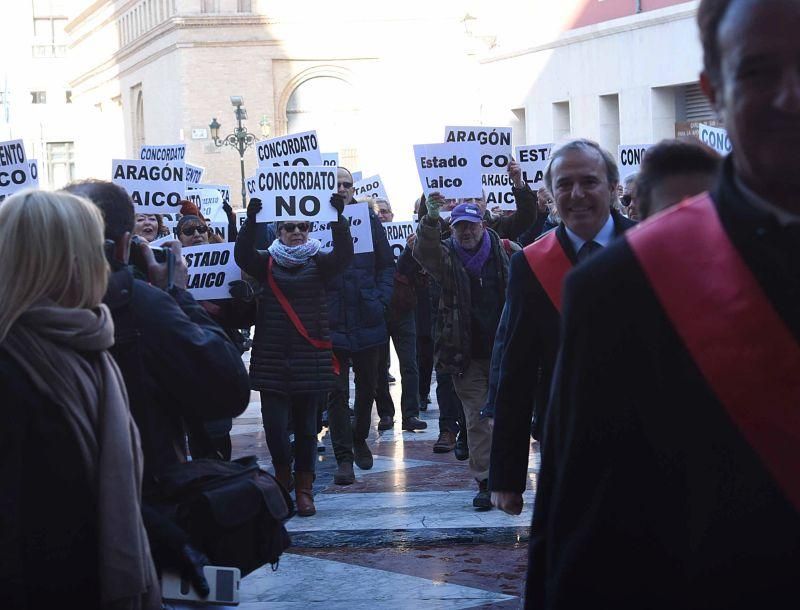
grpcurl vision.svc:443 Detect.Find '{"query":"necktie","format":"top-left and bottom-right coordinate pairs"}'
top-left (577, 240), bottom-right (603, 263)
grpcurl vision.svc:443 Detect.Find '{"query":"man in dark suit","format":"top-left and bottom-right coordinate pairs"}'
top-left (526, 1), bottom-right (800, 608)
top-left (488, 139), bottom-right (636, 515)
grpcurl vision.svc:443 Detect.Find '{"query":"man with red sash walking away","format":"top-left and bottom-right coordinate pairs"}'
top-left (526, 1), bottom-right (800, 608)
top-left (488, 139), bottom-right (635, 516)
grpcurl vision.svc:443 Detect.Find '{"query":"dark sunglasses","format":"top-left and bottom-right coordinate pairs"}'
top-left (280, 222), bottom-right (310, 233)
top-left (181, 225), bottom-right (208, 236)
top-left (339, 182), bottom-right (353, 189)
top-left (620, 194), bottom-right (632, 207)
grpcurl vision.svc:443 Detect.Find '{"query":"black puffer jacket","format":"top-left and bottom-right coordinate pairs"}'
top-left (235, 215), bottom-right (354, 394)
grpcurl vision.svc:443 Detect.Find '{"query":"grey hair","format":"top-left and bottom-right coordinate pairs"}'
top-left (623, 172), bottom-right (638, 188)
top-left (372, 197), bottom-right (392, 211)
top-left (544, 138), bottom-right (620, 194)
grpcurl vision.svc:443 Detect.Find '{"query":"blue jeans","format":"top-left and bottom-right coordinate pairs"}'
top-left (376, 310), bottom-right (420, 420)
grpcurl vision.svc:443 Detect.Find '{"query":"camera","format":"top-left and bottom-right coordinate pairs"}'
top-left (129, 234), bottom-right (175, 290)
top-left (161, 566), bottom-right (240, 606)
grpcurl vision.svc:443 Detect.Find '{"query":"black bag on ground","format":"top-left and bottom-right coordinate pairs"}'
top-left (150, 455), bottom-right (294, 576)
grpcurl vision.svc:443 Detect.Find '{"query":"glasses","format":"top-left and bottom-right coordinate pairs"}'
top-left (338, 182), bottom-right (353, 189)
top-left (620, 194), bottom-right (632, 207)
top-left (181, 225), bottom-right (208, 236)
top-left (281, 222), bottom-right (310, 233)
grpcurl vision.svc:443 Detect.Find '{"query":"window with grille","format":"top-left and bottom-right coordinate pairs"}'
top-left (46, 141), bottom-right (75, 189)
top-left (31, 91), bottom-right (47, 104)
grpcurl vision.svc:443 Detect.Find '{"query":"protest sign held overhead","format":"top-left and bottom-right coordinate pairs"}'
top-left (515, 144), bottom-right (552, 190)
top-left (163, 218), bottom-right (228, 242)
top-left (246, 165), bottom-right (337, 223)
top-left (310, 201), bottom-right (373, 255)
top-left (482, 173), bottom-right (515, 211)
top-left (139, 144), bottom-right (186, 162)
top-left (353, 174), bottom-right (389, 202)
top-left (413, 141), bottom-right (482, 199)
top-left (382, 220), bottom-right (417, 263)
top-left (699, 123), bottom-right (732, 156)
top-left (618, 144), bottom-right (652, 180)
top-left (321, 152), bottom-right (339, 167)
top-left (445, 126), bottom-right (513, 171)
top-left (186, 187), bottom-right (224, 222)
top-left (183, 243), bottom-right (241, 300)
top-left (0, 139), bottom-right (37, 202)
top-left (256, 130), bottom-right (322, 168)
top-left (112, 159), bottom-right (186, 213)
top-left (351, 171), bottom-right (363, 183)
top-left (196, 183), bottom-right (230, 207)
top-left (185, 162), bottom-right (204, 184)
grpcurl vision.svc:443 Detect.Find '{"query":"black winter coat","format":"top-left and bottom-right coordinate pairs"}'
top-left (235, 216), bottom-right (354, 394)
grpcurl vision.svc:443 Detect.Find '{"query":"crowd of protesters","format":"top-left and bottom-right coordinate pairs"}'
top-left (3, 0), bottom-right (800, 607)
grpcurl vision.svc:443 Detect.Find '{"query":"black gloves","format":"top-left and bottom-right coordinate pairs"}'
top-left (228, 279), bottom-right (258, 303)
top-left (330, 193), bottom-right (345, 216)
top-left (247, 197), bottom-right (262, 221)
top-left (178, 543), bottom-right (211, 597)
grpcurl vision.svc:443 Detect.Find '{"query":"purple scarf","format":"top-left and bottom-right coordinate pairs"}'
top-left (453, 229), bottom-right (491, 278)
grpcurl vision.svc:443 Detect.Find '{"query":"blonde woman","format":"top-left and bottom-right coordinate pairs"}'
top-left (0, 190), bottom-right (160, 609)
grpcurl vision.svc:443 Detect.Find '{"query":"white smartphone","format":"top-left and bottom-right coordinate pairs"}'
top-left (161, 565), bottom-right (240, 606)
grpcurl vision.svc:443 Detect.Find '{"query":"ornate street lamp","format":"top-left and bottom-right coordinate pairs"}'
top-left (209, 96), bottom-right (264, 209)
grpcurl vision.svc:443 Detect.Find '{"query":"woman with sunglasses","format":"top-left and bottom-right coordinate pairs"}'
top-left (176, 201), bottom-right (224, 248)
top-left (234, 193), bottom-right (352, 516)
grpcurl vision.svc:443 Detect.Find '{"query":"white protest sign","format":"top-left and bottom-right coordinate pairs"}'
top-left (699, 123), bottom-right (732, 156)
top-left (247, 166), bottom-right (337, 223)
top-left (482, 173), bottom-right (515, 211)
top-left (187, 187), bottom-right (224, 222)
top-left (28, 160), bottom-right (40, 189)
top-left (351, 171), bottom-right (363, 183)
top-left (413, 142), bottom-right (482, 199)
top-left (0, 139), bottom-right (33, 202)
top-left (256, 130), bottom-right (322, 168)
top-left (382, 220), bottom-right (417, 263)
top-left (321, 152), bottom-right (339, 167)
top-left (310, 201), bottom-right (373, 254)
top-left (236, 210), bottom-right (247, 229)
top-left (139, 144), bottom-right (186, 162)
top-left (198, 183), bottom-right (231, 207)
top-left (185, 162), bottom-right (204, 184)
top-left (183, 243), bottom-right (241, 300)
top-left (353, 174), bottom-right (389, 202)
top-left (515, 144), bottom-right (552, 190)
top-left (112, 159), bottom-right (186, 213)
top-left (618, 144), bottom-right (652, 181)
top-left (445, 126), bottom-right (513, 171)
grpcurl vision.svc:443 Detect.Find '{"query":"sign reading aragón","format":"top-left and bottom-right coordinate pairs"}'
top-left (256, 130), bottom-right (322, 168)
top-left (112, 159), bottom-right (186, 213)
top-left (445, 126), bottom-right (513, 171)
top-left (482, 173), bottom-right (515, 211)
top-left (183, 243), bottom-right (241, 300)
top-left (246, 166), bottom-right (337, 223)
top-left (413, 141), bottom-right (482, 199)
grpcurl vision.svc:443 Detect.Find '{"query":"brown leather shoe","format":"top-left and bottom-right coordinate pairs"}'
top-left (274, 464), bottom-right (294, 491)
top-left (433, 430), bottom-right (456, 453)
top-left (294, 471), bottom-right (316, 517)
top-left (333, 461), bottom-right (355, 485)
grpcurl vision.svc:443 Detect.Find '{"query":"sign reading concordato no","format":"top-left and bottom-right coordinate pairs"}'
top-left (256, 130), bottom-right (323, 168)
top-left (246, 166), bottom-right (338, 223)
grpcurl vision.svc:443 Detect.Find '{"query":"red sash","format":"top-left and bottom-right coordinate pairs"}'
top-left (267, 257), bottom-right (340, 375)
top-left (627, 193), bottom-right (800, 511)
top-left (523, 229), bottom-right (573, 312)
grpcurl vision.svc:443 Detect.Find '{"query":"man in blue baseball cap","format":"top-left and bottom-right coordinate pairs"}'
top-left (413, 192), bottom-right (520, 509)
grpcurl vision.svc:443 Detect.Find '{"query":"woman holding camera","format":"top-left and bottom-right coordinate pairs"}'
top-left (0, 190), bottom-right (160, 609)
top-left (235, 194), bottom-right (352, 516)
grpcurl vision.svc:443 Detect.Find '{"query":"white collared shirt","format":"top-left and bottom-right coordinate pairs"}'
top-left (564, 212), bottom-right (615, 255)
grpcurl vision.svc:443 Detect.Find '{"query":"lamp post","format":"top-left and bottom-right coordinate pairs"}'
top-left (209, 96), bottom-right (270, 209)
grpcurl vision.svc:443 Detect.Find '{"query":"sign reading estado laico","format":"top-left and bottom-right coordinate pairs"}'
top-left (618, 144), bottom-right (652, 181)
top-left (699, 123), bottom-right (732, 156)
top-left (445, 126), bottom-right (513, 171)
top-left (0, 139), bottom-right (37, 203)
top-left (112, 159), bottom-right (187, 213)
top-left (413, 142), bottom-right (482, 199)
top-left (246, 166), bottom-right (337, 223)
top-left (183, 243), bottom-right (241, 300)
top-left (515, 144), bottom-right (552, 190)
top-left (256, 130), bottom-right (323, 167)
top-left (310, 201), bottom-right (374, 255)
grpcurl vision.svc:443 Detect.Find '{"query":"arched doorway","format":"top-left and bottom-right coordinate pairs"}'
top-left (286, 76), bottom-right (360, 170)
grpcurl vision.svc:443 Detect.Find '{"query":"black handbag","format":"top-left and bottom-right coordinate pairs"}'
top-left (151, 455), bottom-right (295, 576)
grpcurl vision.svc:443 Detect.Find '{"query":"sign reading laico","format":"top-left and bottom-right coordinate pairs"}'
top-left (112, 159), bottom-right (186, 212)
top-left (413, 141), bottom-right (483, 199)
top-left (256, 130), bottom-right (323, 168)
top-left (182, 243), bottom-right (241, 300)
top-left (246, 166), bottom-right (337, 223)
